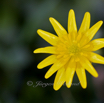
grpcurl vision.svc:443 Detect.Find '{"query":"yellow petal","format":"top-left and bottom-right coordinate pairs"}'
top-left (78, 12), bottom-right (90, 34)
top-left (45, 57), bottom-right (69, 79)
top-left (33, 46), bottom-right (56, 54)
top-left (49, 17), bottom-right (67, 37)
top-left (83, 38), bottom-right (104, 51)
top-left (37, 29), bottom-right (59, 45)
top-left (87, 52), bottom-right (104, 64)
top-left (80, 56), bottom-right (98, 77)
top-left (37, 55), bottom-right (56, 69)
top-left (76, 63), bottom-right (87, 89)
top-left (66, 57), bottom-right (76, 88)
top-left (80, 21), bottom-right (103, 46)
top-left (53, 67), bottom-right (65, 91)
top-left (77, 12), bottom-right (90, 42)
top-left (68, 9), bottom-right (77, 34)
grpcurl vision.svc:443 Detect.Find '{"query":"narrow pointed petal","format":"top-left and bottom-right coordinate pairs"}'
top-left (37, 29), bottom-right (59, 45)
top-left (37, 55), bottom-right (56, 69)
top-left (85, 20), bottom-right (103, 40)
top-left (76, 63), bottom-right (87, 89)
top-left (87, 52), bottom-right (104, 64)
top-left (78, 12), bottom-right (90, 34)
top-left (33, 46), bottom-right (56, 54)
top-left (49, 17), bottom-right (67, 37)
top-left (83, 38), bottom-right (104, 51)
top-left (80, 56), bottom-right (98, 77)
top-left (53, 67), bottom-right (65, 91)
top-left (68, 9), bottom-right (77, 34)
top-left (45, 57), bottom-right (69, 79)
top-left (80, 21), bottom-right (103, 46)
top-left (66, 57), bottom-right (76, 88)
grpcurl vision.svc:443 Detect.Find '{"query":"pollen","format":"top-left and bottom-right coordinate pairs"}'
top-left (68, 43), bottom-right (80, 54)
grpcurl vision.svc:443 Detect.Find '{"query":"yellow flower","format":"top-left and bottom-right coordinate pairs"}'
top-left (34, 9), bottom-right (104, 91)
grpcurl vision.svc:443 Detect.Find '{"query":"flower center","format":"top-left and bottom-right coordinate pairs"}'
top-left (56, 34), bottom-right (83, 60)
top-left (68, 43), bottom-right (80, 54)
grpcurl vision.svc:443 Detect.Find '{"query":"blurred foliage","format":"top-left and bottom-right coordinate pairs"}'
top-left (0, 0), bottom-right (104, 103)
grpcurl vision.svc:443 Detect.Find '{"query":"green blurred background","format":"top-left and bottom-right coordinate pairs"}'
top-left (0, 0), bottom-right (104, 103)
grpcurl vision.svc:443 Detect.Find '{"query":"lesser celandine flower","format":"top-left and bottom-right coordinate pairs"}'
top-left (34, 9), bottom-right (104, 91)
